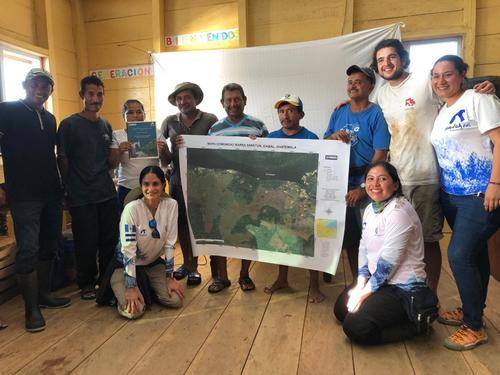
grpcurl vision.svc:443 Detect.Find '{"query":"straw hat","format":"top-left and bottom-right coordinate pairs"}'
top-left (168, 82), bottom-right (204, 105)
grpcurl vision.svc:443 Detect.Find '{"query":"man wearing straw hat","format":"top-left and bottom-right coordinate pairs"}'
top-left (160, 82), bottom-right (218, 286)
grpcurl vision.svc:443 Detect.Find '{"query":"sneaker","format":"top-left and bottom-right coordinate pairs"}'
top-left (438, 307), bottom-right (463, 326)
top-left (444, 325), bottom-right (488, 351)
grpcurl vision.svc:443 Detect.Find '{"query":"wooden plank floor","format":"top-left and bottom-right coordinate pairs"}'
top-left (1, 240), bottom-right (499, 375)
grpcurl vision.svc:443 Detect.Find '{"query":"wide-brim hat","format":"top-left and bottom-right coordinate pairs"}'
top-left (168, 82), bottom-right (204, 106)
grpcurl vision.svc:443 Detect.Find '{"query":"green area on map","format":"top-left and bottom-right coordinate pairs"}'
top-left (186, 148), bottom-right (318, 256)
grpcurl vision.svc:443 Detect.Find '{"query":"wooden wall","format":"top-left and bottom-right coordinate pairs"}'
top-left (475, 0), bottom-right (500, 76)
top-left (246, 0), bottom-right (351, 46)
top-left (45, 0), bottom-right (81, 120)
top-left (164, 0), bottom-right (240, 51)
top-left (0, 0), bottom-right (40, 47)
top-left (82, 0), bottom-right (154, 129)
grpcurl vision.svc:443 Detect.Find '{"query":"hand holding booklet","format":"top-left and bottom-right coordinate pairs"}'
top-left (127, 121), bottom-right (158, 159)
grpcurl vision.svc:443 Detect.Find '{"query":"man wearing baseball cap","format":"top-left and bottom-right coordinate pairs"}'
top-left (323, 65), bottom-right (390, 279)
top-left (265, 94), bottom-right (326, 303)
top-left (160, 82), bottom-right (218, 286)
top-left (267, 94), bottom-right (318, 139)
top-left (0, 68), bottom-right (71, 332)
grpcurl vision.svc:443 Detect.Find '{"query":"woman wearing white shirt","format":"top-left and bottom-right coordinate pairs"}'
top-left (430, 55), bottom-right (500, 351)
top-left (334, 161), bottom-right (437, 345)
top-left (110, 166), bottom-right (184, 319)
top-left (109, 100), bottom-right (169, 211)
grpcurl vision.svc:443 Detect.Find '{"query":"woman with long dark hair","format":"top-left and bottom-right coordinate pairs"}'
top-left (109, 166), bottom-right (184, 319)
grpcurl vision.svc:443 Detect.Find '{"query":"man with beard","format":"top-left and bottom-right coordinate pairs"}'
top-left (371, 39), bottom-right (495, 292)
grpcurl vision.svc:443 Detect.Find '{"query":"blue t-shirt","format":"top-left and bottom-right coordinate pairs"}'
top-left (324, 103), bottom-right (390, 185)
top-left (208, 115), bottom-right (268, 137)
top-left (267, 127), bottom-right (319, 139)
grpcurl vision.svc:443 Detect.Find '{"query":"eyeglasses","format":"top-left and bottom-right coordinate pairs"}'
top-left (148, 218), bottom-right (160, 239)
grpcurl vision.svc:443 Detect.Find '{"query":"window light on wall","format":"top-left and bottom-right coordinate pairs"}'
top-left (405, 37), bottom-right (461, 74)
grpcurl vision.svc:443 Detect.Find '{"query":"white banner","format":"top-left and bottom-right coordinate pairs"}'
top-left (153, 24), bottom-right (401, 137)
top-left (180, 135), bottom-right (350, 274)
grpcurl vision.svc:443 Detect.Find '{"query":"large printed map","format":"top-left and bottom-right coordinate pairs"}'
top-left (187, 148), bottom-right (317, 256)
top-left (179, 136), bottom-right (350, 274)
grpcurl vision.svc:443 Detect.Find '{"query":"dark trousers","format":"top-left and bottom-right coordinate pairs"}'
top-left (10, 199), bottom-right (62, 274)
top-left (334, 285), bottom-right (417, 345)
top-left (70, 198), bottom-right (119, 289)
top-left (117, 185), bottom-right (131, 212)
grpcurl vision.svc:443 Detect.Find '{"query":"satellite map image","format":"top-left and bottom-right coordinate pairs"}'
top-left (186, 148), bottom-right (319, 256)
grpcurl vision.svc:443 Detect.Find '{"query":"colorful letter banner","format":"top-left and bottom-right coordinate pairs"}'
top-left (90, 64), bottom-right (153, 80)
top-left (165, 28), bottom-right (239, 47)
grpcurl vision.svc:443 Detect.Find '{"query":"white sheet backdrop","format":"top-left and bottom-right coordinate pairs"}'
top-left (153, 23), bottom-right (401, 137)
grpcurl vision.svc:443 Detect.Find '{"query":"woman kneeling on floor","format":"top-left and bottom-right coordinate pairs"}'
top-left (99, 166), bottom-right (184, 318)
top-left (334, 161), bottom-right (438, 345)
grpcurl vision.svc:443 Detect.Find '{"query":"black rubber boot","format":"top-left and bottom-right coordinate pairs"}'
top-left (37, 261), bottom-right (71, 309)
top-left (17, 272), bottom-right (46, 332)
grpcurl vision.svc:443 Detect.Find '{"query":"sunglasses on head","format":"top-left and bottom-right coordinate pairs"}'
top-left (148, 218), bottom-right (160, 239)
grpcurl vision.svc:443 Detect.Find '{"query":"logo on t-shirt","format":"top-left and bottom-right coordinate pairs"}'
top-left (445, 109), bottom-right (474, 131)
top-left (405, 98), bottom-right (416, 107)
top-left (342, 123), bottom-right (360, 146)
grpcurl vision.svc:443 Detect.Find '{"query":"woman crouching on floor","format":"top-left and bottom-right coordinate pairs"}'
top-left (98, 165), bottom-right (184, 318)
top-left (334, 161), bottom-right (438, 345)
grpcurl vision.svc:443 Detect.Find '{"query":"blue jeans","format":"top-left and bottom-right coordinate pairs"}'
top-left (441, 191), bottom-right (500, 330)
top-left (10, 199), bottom-right (63, 274)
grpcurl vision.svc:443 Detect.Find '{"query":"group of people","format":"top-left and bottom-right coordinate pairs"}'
top-left (0, 38), bottom-right (498, 353)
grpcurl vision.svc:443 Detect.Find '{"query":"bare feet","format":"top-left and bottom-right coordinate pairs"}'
top-left (308, 286), bottom-right (325, 303)
top-left (309, 270), bottom-right (325, 303)
top-left (264, 279), bottom-right (289, 294)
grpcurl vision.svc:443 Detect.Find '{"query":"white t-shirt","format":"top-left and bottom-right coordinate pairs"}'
top-left (111, 129), bottom-right (166, 189)
top-left (375, 72), bottom-right (440, 185)
top-left (430, 90), bottom-right (500, 195)
top-left (359, 197), bottom-right (427, 292)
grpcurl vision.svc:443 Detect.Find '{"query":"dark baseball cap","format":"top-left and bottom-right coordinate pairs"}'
top-left (25, 68), bottom-right (55, 87)
top-left (346, 65), bottom-right (376, 84)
